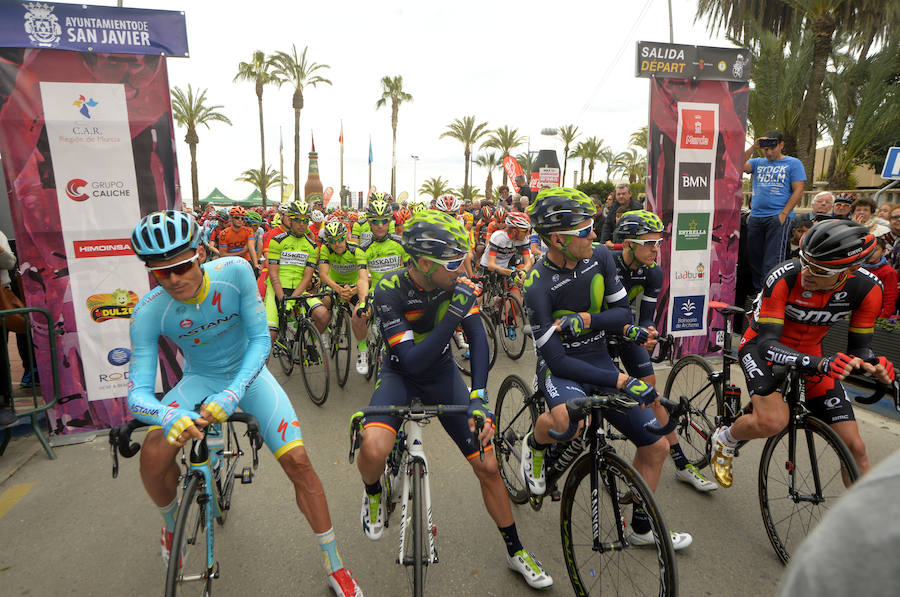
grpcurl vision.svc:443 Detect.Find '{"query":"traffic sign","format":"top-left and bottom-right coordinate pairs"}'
top-left (882, 147), bottom-right (900, 179)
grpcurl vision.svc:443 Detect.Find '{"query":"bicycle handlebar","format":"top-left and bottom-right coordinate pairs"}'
top-left (773, 361), bottom-right (899, 412)
top-left (547, 393), bottom-right (687, 442)
top-left (650, 334), bottom-right (675, 364)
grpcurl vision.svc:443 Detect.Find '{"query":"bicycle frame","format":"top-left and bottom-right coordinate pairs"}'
top-left (395, 419), bottom-right (438, 567)
top-left (183, 436), bottom-right (222, 580)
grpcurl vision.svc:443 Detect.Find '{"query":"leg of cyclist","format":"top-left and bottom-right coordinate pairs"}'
top-left (351, 302), bottom-right (370, 375)
top-left (309, 300), bottom-right (331, 335)
top-left (805, 378), bottom-right (871, 478)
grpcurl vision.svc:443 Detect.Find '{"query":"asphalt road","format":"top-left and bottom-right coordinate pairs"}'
top-left (2, 345), bottom-right (899, 597)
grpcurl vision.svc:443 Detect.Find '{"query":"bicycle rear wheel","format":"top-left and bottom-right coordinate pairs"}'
top-left (365, 323), bottom-right (380, 381)
top-left (299, 318), bottom-right (330, 406)
top-left (453, 312), bottom-right (497, 377)
top-left (332, 307), bottom-right (352, 388)
top-left (663, 355), bottom-right (721, 469)
top-left (215, 422), bottom-right (240, 525)
top-left (498, 294), bottom-right (527, 360)
top-left (560, 452), bottom-right (677, 596)
top-left (166, 474), bottom-right (213, 597)
top-left (758, 416), bottom-right (859, 565)
top-left (276, 317), bottom-right (296, 376)
top-left (494, 374), bottom-right (538, 504)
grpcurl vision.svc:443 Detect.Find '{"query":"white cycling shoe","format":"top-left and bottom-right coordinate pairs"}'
top-left (356, 351), bottom-right (369, 375)
top-left (674, 463), bottom-right (718, 492)
top-left (507, 549), bottom-right (553, 589)
top-left (625, 527), bottom-right (693, 551)
top-left (360, 491), bottom-right (385, 540)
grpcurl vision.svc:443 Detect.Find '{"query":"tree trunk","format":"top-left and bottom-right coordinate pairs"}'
top-left (562, 146), bottom-right (569, 187)
top-left (391, 101), bottom-right (398, 198)
top-left (796, 16), bottom-right (836, 190)
top-left (588, 160), bottom-right (595, 182)
top-left (464, 147), bottom-right (470, 200)
top-left (189, 141), bottom-right (199, 211)
top-left (293, 88), bottom-right (304, 202)
top-left (486, 170), bottom-right (493, 202)
top-left (257, 90), bottom-right (267, 208)
top-left (580, 157), bottom-right (585, 184)
top-left (502, 153), bottom-right (508, 186)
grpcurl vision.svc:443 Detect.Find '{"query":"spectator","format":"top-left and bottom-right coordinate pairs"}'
top-left (591, 195), bottom-right (605, 239)
top-left (863, 234), bottom-right (899, 318)
top-left (515, 175), bottom-right (534, 203)
top-left (807, 191), bottom-right (834, 223)
top-left (497, 185), bottom-right (511, 207)
top-left (851, 197), bottom-right (889, 236)
top-left (600, 183), bottom-right (642, 243)
top-left (885, 205), bottom-right (900, 247)
top-left (787, 220), bottom-right (811, 259)
top-left (510, 197), bottom-right (523, 213)
top-left (831, 193), bottom-right (853, 219)
top-left (876, 202), bottom-right (893, 225)
top-left (743, 130), bottom-right (806, 293)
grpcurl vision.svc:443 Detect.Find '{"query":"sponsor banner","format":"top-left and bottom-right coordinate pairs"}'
top-left (73, 238), bottom-right (133, 258)
top-left (0, 1), bottom-right (189, 57)
top-left (503, 155), bottom-right (524, 192)
top-left (674, 213), bottom-right (710, 251)
top-left (539, 167), bottom-right (560, 187)
top-left (678, 161), bottom-right (712, 200)
top-left (636, 41), bottom-right (751, 81)
top-left (671, 295), bottom-right (705, 333)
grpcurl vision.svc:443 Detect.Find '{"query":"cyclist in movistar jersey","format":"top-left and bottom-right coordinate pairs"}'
top-left (318, 221), bottom-right (370, 375)
top-left (614, 211), bottom-right (716, 492)
top-left (265, 200), bottom-right (329, 342)
top-left (520, 188), bottom-right (693, 550)
top-left (355, 210), bottom-right (553, 589)
top-left (127, 211), bottom-right (362, 596)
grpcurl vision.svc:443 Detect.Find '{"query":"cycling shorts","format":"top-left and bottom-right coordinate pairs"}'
top-left (616, 340), bottom-right (655, 379)
top-left (363, 363), bottom-right (489, 461)
top-left (155, 368), bottom-right (304, 459)
top-left (536, 355), bottom-right (661, 447)
top-left (739, 337), bottom-right (856, 425)
top-left (264, 284), bottom-right (325, 331)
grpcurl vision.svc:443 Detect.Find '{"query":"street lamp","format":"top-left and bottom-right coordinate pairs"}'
top-left (411, 155), bottom-right (420, 202)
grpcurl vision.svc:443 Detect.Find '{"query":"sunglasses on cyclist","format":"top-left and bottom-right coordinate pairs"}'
top-left (426, 256), bottom-right (465, 272)
top-left (554, 222), bottom-right (593, 238)
top-left (328, 236), bottom-right (347, 244)
top-left (798, 252), bottom-right (847, 277)
top-left (290, 217), bottom-right (309, 224)
top-left (146, 253), bottom-right (200, 279)
top-left (629, 238), bottom-right (664, 248)
top-left (369, 218), bottom-right (392, 226)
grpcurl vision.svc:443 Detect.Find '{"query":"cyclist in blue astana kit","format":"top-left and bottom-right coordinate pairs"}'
top-left (354, 210), bottom-right (553, 590)
top-left (614, 211), bottom-right (716, 492)
top-left (127, 211), bottom-right (363, 597)
top-left (520, 188), bottom-right (693, 550)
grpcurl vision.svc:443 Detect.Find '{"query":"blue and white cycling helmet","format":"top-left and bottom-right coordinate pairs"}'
top-left (131, 210), bottom-right (200, 263)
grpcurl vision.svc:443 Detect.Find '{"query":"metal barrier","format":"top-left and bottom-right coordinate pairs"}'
top-left (0, 307), bottom-right (60, 459)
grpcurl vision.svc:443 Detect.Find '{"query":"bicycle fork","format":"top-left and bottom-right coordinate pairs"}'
top-left (185, 442), bottom-right (222, 583)
top-left (397, 422), bottom-right (438, 567)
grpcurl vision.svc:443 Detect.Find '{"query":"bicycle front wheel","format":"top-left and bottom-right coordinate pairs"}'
top-left (276, 317), bottom-right (296, 376)
top-left (498, 294), bottom-right (527, 360)
top-left (663, 355), bottom-right (721, 469)
top-left (215, 422), bottom-right (240, 526)
top-left (494, 374), bottom-right (538, 504)
top-left (560, 452), bottom-right (677, 596)
top-left (299, 318), bottom-right (330, 406)
top-left (333, 307), bottom-right (352, 388)
top-left (166, 474), bottom-right (212, 597)
top-left (758, 415), bottom-right (859, 565)
top-left (408, 459), bottom-right (426, 597)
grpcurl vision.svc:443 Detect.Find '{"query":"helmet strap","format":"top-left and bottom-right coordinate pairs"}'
top-left (412, 257), bottom-right (439, 287)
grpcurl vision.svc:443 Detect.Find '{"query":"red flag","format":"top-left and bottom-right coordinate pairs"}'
top-left (503, 156), bottom-right (525, 192)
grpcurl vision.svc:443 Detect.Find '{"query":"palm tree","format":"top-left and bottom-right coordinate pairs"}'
top-left (515, 153), bottom-right (532, 180)
top-left (473, 152), bottom-right (502, 201)
top-left (234, 51), bottom-right (277, 208)
top-left (375, 75), bottom-right (413, 198)
top-left (601, 148), bottom-right (619, 182)
top-left (270, 44), bottom-right (332, 202)
top-left (557, 124), bottom-right (580, 187)
top-left (581, 136), bottom-right (604, 182)
top-left (419, 176), bottom-right (451, 200)
top-left (456, 185), bottom-right (484, 202)
top-left (235, 165), bottom-right (285, 198)
top-left (569, 142), bottom-right (587, 185)
top-left (696, 0), bottom-right (898, 188)
top-left (483, 125), bottom-right (527, 184)
top-left (170, 85), bottom-right (232, 211)
top-left (440, 116), bottom-right (490, 199)
top-left (629, 125), bottom-right (649, 151)
top-left (615, 148), bottom-right (648, 184)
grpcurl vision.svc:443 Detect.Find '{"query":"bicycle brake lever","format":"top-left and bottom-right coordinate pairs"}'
top-left (108, 429), bottom-right (120, 479)
top-left (474, 414), bottom-right (485, 462)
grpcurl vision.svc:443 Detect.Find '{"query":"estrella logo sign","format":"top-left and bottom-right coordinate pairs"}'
top-left (72, 94), bottom-right (98, 118)
top-left (66, 178), bottom-right (89, 201)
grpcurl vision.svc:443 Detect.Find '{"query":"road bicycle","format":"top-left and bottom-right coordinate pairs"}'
top-left (349, 400), bottom-right (485, 597)
top-left (475, 272), bottom-right (528, 360)
top-left (109, 410), bottom-right (263, 596)
top-left (493, 374), bottom-right (685, 596)
top-left (449, 310), bottom-right (498, 377)
top-left (664, 301), bottom-right (900, 564)
top-left (273, 294), bottom-right (330, 405)
top-left (324, 290), bottom-right (355, 388)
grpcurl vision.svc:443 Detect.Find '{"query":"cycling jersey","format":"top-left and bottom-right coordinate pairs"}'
top-left (319, 243), bottom-right (364, 286)
top-left (217, 226), bottom-right (253, 261)
top-left (265, 231), bottom-right (321, 330)
top-left (355, 220), bottom-right (396, 247)
top-left (359, 234), bottom-right (408, 288)
top-left (612, 251), bottom-right (662, 328)
top-left (479, 229), bottom-right (530, 269)
top-left (127, 257), bottom-right (303, 459)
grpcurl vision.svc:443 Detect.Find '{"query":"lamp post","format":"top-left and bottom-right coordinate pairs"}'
top-left (411, 155), bottom-right (419, 202)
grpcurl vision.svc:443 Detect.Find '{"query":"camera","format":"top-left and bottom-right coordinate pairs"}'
top-left (759, 138), bottom-right (779, 148)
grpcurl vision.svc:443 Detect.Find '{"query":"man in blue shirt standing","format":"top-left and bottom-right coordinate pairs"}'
top-left (744, 130), bottom-right (806, 293)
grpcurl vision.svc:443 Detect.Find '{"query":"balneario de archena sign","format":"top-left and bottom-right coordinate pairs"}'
top-left (635, 41), bottom-right (752, 82)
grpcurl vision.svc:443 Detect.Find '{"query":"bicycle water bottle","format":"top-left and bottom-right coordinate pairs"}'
top-left (724, 384), bottom-right (742, 420)
top-left (207, 423), bottom-right (225, 473)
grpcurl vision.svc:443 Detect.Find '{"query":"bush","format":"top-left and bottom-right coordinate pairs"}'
top-left (629, 182), bottom-right (645, 198)
top-left (576, 181), bottom-right (615, 200)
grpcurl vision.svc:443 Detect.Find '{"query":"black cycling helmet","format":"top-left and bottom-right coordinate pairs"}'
top-left (527, 187), bottom-right (595, 234)
top-left (799, 219), bottom-right (875, 268)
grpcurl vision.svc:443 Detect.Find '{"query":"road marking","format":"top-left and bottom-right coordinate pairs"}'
top-left (0, 483), bottom-right (36, 520)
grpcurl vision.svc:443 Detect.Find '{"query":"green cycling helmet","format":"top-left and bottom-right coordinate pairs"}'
top-left (403, 210), bottom-right (470, 260)
top-left (616, 210), bottom-right (664, 238)
top-left (527, 187), bottom-right (595, 234)
top-left (410, 202), bottom-right (427, 215)
top-left (245, 211), bottom-right (263, 225)
top-left (366, 198), bottom-right (392, 218)
top-left (323, 221), bottom-right (348, 243)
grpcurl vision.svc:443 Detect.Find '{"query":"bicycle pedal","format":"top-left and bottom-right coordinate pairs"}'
top-left (550, 490), bottom-right (561, 502)
top-left (239, 466), bottom-right (253, 484)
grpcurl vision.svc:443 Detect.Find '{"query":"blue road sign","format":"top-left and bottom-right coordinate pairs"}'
top-left (882, 147), bottom-right (900, 180)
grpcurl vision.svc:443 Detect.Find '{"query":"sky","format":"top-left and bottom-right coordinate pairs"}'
top-left (57, 0), bottom-right (735, 203)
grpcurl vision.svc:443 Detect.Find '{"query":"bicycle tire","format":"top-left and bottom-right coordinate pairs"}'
top-left (560, 451), bottom-right (677, 597)
top-left (333, 306), bottom-right (352, 388)
top-left (498, 294), bottom-right (527, 360)
top-left (215, 422), bottom-right (239, 526)
top-left (453, 311), bottom-right (497, 377)
top-left (166, 474), bottom-right (212, 597)
top-left (758, 415), bottom-right (859, 565)
top-left (276, 316), bottom-right (296, 377)
top-left (663, 355), bottom-right (721, 469)
top-left (411, 459), bottom-right (425, 597)
top-left (299, 318), bottom-right (330, 406)
top-left (365, 324), bottom-right (380, 381)
top-left (494, 374), bottom-right (538, 504)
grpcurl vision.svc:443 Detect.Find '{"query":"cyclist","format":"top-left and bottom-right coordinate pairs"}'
top-left (245, 210), bottom-right (265, 269)
top-left (318, 221), bottom-right (370, 375)
top-left (520, 187), bottom-right (693, 550)
top-left (712, 219), bottom-right (895, 487)
top-left (127, 211), bottom-right (363, 596)
top-left (216, 206), bottom-right (258, 267)
top-left (479, 211), bottom-right (533, 305)
top-left (309, 209), bottom-right (326, 244)
top-left (265, 200), bottom-right (329, 343)
top-left (473, 204), bottom-right (494, 264)
top-left (614, 211), bottom-right (717, 492)
top-left (355, 210), bottom-right (553, 589)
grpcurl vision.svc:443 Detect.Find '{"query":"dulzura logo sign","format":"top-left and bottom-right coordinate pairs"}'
top-left (86, 288), bottom-right (139, 322)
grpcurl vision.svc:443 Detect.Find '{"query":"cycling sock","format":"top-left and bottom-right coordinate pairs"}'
top-left (315, 527), bottom-right (344, 574)
top-left (669, 443), bottom-right (689, 470)
top-left (364, 480), bottom-right (382, 496)
top-left (159, 498), bottom-right (177, 533)
top-left (720, 426), bottom-right (738, 447)
top-left (499, 523), bottom-right (524, 557)
top-left (357, 339), bottom-right (367, 351)
top-left (631, 507), bottom-right (651, 535)
top-left (527, 433), bottom-right (549, 451)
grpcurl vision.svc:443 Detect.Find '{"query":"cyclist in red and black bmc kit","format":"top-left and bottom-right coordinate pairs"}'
top-left (712, 220), bottom-right (895, 488)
